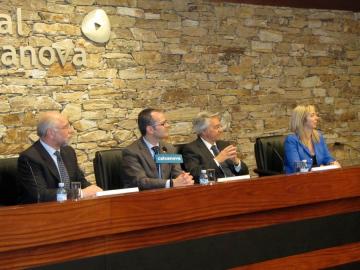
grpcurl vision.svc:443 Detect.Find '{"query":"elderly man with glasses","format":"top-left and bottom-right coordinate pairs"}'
top-left (17, 111), bottom-right (102, 203)
top-left (122, 108), bottom-right (193, 190)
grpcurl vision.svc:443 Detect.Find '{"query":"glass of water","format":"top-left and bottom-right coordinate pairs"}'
top-left (70, 182), bottom-right (81, 200)
top-left (207, 169), bottom-right (217, 185)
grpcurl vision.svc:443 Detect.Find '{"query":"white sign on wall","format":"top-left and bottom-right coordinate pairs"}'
top-left (0, 8), bottom-right (111, 68)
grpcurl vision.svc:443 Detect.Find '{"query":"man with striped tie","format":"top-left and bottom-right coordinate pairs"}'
top-left (181, 112), bottom-right (249, 183)
top-left (18, 111), bottom-right (102, 203)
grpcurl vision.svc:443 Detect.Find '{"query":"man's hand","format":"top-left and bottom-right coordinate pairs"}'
top-left (214, 145), bottom-right (238, 163)
top-left (330, 160), bottom-right (341, 167)
top-left (173, 172), bottom-right (194, 187)
top-left (82, 184), bottom-right (103, 198)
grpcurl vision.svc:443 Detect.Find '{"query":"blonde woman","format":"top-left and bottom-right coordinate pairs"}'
top-left (284, 105), bottom-right (340, 173)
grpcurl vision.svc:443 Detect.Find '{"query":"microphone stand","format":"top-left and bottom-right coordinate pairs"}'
top-left (334, 142), bottom-right (360, 154)
top-left (26, 158), bottom-right (40, 203)
top-left (267, 142), bottom-right (284, 171)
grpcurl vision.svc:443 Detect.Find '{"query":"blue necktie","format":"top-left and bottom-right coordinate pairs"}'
top-left (151, 146), bottom-right (162, 179)
top-left (211, 145), bottom-right (220, 156)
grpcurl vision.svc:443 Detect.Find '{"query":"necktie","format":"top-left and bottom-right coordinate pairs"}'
top-left (211, 145), bottom-right (220, 156)
top-left (54, 151), bottom-right (70, 189)
top-left (151, 146), bottom-right (162, 179)
top-left (210, 144), bottom-right (232, 178)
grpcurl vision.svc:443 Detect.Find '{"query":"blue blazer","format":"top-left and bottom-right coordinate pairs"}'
top-left (284, 133), bottom-right (335, 174)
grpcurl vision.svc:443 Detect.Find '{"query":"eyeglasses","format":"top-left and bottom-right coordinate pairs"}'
top-left (152, 120), bottom-right (169, 127)
top-left (54, 123), bottom-right (72, 130)
top-left (212, 124), bottom-right (223, 130)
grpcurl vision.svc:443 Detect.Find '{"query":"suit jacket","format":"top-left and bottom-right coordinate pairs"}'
top-left (284, 133), bottom-right (335, 174)
top-left (17, 140), bottom-right (91, 203)
top-left (181, 137), bottom-right (249, 183)
top-left (122, 137), bottom-right (182, 190)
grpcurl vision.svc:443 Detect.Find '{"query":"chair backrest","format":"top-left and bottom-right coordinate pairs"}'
top-left (0, 157), bottom-right (19, 206)
top-left (93, 149), bottom-right (124, 190)
top-left (174, 143), bottom-right (187, 170)
top-left (254, 135), bottom-right (286, 176)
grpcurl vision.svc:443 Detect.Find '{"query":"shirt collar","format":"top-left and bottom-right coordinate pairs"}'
top-left (40, 139), bottom-right (59, 156)
top-left (142, 137), bottom-right (159, 151)
top-left (200, 136), bottom-right (216, 151)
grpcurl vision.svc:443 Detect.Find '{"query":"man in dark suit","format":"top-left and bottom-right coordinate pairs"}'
top-left (18, 111), bottom-right (102, 203)
top-left (181, 112), bottom-right (249, 183)
top-left (122, 108), bottom-right (193, 190)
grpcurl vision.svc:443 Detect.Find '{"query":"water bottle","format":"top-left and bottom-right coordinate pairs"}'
top-left (56, 182), bottom-right (67, 202)
top-left (199, 170), bottom-right (209, 185)
top-left (300, 160), bottom-right (308, 173)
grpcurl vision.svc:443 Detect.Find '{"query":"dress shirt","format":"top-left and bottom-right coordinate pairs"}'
top-left (199, 137), bottom-right (242, 172)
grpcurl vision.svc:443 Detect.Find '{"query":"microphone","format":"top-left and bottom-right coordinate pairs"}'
top-left (25, 158), bottom-right (40, 203)
top-left (267, 142), bottom-right (284, 169)
top-left (161, 146), bottom-right (172, 184)
top-left (156, 146), bottom-right (184, 187)
top-left (334, 142), bottom-right (360, 154)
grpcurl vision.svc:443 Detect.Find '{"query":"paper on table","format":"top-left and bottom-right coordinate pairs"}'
top-left (311, 165), bottom-right (340, 172)
top-left (96, 187), bottom-right (139, 197)
top-left (217, 174), bottom-right (251, 183)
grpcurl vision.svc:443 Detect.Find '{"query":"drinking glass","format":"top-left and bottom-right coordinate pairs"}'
top-left (70, 182), bottom-right (81, 200)
top-left (207, 169), bottom-right (217, 185)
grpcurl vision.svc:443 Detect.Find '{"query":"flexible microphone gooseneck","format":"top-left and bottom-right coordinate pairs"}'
top-left (25, 158), bottom-right (40, 203)
top-left (334, 142), bottom-right (360, 154)
top-left (267, 142), bottom-right (284, 168)
top-left (161, 146), bottom-right (173, 186)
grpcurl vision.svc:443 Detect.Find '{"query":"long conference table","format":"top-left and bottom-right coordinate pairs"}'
top-left (0, 167), bottom-right (360, 270)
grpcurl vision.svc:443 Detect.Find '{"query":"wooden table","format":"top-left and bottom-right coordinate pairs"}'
top-left (0, 167), bottom-right (359, 269)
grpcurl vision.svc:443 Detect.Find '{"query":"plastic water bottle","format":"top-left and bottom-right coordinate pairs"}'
top-left (56, 182), bottom-right (67, 202)
top-left (300, 160), bottom-right (308, 173)
top-left (199, 170), bottom-right (209, 185)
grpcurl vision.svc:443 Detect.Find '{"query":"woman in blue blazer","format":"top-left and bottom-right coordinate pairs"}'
top-left (284, 105), bottom-right (340, 174)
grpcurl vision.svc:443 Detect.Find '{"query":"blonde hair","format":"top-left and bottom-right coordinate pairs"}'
top-left (290, 105), bottom-right (320, 144)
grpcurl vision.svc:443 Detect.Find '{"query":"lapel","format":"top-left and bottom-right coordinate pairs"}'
top-left (196, 137), bottom-right (219, 168)
top-left (34, 141), bottom-right (61, 182)
top-left (297, 136), bottom-right (312, 157)
top-left (139, 138), bottom-right (158, 175)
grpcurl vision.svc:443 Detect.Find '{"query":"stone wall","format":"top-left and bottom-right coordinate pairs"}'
top-left (0, 0), bottom-right (359, 182)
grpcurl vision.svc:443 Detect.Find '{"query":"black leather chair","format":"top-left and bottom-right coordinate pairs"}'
top-left (254, 135), bottom-right (286, 177)
top-left (93, 149), bottom-right (125, 190)
top-left (0, 157), bottom-right (19, 206)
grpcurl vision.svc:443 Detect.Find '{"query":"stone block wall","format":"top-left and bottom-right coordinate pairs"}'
top-left (0, 0), bottom-right (359, 182)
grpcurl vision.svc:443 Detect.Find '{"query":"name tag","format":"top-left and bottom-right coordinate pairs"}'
top-left (155, 154), bottom-right (183, 164)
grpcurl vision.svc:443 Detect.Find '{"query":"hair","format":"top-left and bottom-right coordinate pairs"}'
top-left (138, 108), bottom-right (162, 136)
top-left (290, 105), bottom-right (320, 143)
top-left (36, 111), bottom-right (62, 138)
top-left (192, 111), bottom-right (219, 135)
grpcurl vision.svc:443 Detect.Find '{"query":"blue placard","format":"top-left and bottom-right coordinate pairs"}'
top-left (155, 154), bottom-right (183, 164)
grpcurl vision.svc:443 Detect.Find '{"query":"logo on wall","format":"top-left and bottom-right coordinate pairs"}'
top-left (0, 8), bottom-right (110, 68)
top-left (81, 9), bottom-right (111, 44)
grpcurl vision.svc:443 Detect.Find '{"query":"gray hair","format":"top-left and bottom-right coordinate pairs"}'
top-left (36, 112), bottom-right (61, 138)
top-left (192, 111), bottom-right (219, 135)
